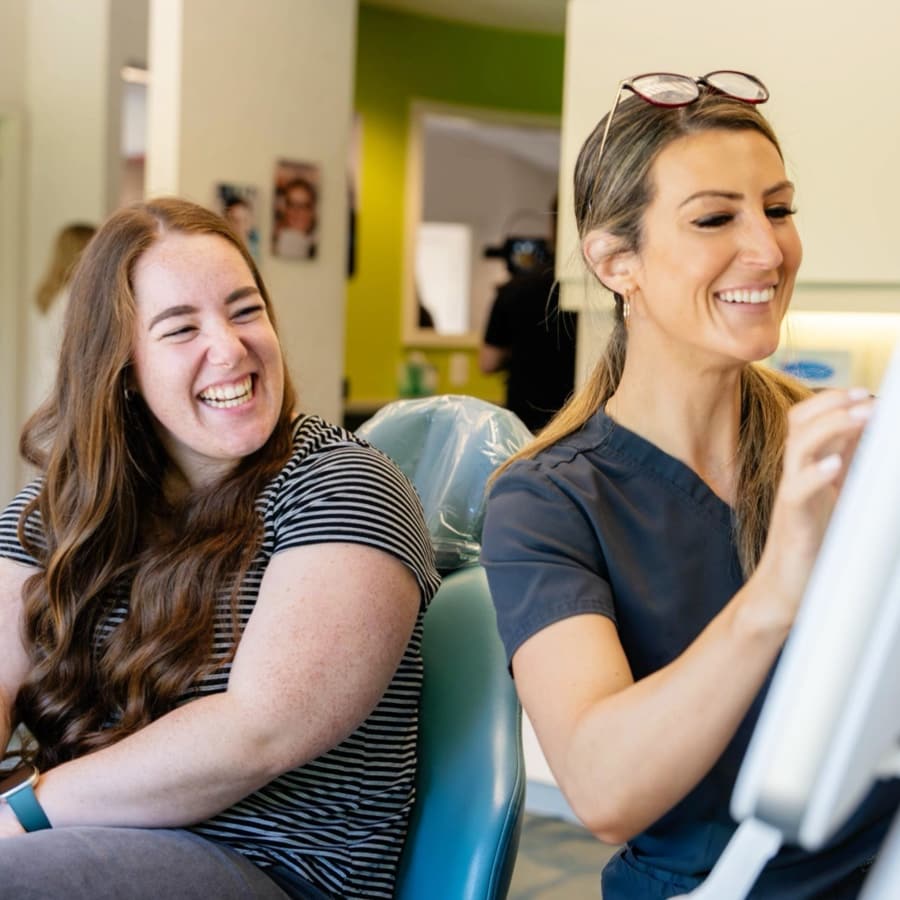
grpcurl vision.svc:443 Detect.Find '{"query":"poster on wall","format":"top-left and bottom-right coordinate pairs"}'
top-left (272, 160), bottom-right (320, 261)
top-left (215, 182), bottom-right (261, 262)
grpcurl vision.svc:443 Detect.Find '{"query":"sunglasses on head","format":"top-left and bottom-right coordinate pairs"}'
top-left (594, 70), bottom-right (769, 181)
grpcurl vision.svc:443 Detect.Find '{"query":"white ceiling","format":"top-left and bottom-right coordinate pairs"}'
top-left (363, 0), bottom-right (567, 34)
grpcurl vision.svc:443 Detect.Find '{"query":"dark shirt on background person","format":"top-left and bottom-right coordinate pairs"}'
top-left (480, 266), bottom-right (578, 432)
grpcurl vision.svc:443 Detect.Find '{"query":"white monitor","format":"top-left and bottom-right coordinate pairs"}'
top-left (680, 345), bottom-right (900, 898)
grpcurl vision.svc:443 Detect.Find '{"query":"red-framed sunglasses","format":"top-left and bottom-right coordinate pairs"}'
top-left (594, 70), bottom-right (770, 177)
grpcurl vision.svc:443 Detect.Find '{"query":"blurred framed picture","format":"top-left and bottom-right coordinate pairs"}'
top-left (215, 182), bottom-right (260, 262)
top-left (273, 160), bottom-right (320, 260)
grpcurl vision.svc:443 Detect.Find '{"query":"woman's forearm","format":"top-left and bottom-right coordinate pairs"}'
top-left (34, 690), bottom-right (308, 829)
top-left (31, 543), bottom-right (420, 831)
top-left (563, 578), bottom-right (789, 843)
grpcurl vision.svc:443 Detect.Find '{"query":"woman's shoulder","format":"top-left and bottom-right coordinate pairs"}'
top-left (289, 413), bottom-right (367, 459)
top-left (264, 415), bottom-right (419, 507)
top-left (287, 414), bottom-right (404, 474)
top-left (494, 410), bottom-right (617, 490)
top-left (261, 415), bottom-right (440, 600)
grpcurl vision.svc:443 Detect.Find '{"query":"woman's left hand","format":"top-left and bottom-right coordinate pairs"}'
top-left (753, 386), bottom-right (875, 628)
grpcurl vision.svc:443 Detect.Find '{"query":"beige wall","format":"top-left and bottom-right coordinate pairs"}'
top-left (24, 0), bottom-right (149, 297)
top-left (0, 1), bottom-right (27, 500)
top-left (148, 0), bottom-right (357, 423)
top-left (0, 0), bottom-right (26, 108)
top-left (1, 0), bottom-right (147, 496)
top-left (11, 0), bottom-right (151, 491)
top-left (26, 0), bottom-right (112, 293)
top-left (0, 111), bottom-right (24, 503)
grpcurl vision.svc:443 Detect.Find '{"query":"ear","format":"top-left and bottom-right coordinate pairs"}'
top-left (582, 229), bottom-right (638, 296)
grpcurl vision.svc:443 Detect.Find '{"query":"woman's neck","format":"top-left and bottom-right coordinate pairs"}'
top-left (161, 466), bottom-right (194, 504)
top-left (605, 352), bottom-right (745, 504)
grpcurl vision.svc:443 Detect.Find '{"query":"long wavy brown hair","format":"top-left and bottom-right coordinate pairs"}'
top-left (499, 92), bottom-right (810, 575)
top-left (16, 198), bottom-right (298, 769)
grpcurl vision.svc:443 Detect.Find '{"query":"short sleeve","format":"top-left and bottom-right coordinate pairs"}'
top-left (481, 459), bottom-right (615, 663)
top-left (270, 441), bottom-right (441, 610)
top-left (0, 482), bottom-right (44, 567)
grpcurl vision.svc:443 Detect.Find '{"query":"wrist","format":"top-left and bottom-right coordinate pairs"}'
top-left (0, 799), bottom-right (26, 835)
top-left (731, 567), bottom-right (795, 647)
top-left (0, 765), bottom-right (53, 832)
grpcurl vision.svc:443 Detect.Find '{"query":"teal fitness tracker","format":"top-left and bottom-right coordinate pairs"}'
top-left (0, 765), bottom-right (52, 831)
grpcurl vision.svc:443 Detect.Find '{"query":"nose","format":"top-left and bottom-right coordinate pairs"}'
top-left (739, 213), bottom-right (784, 270)
top-left (206, 322), bottom-right (248, 369)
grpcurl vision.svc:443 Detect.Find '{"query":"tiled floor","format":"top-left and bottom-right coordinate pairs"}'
top-left (508, 813), bottom-right (620, 899)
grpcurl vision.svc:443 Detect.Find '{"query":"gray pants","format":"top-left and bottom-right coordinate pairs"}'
top-left (0, 826), bottom-right (327, 899)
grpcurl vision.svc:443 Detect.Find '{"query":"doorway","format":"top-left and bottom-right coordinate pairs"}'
top-left (403, 102), bottom-right (560, 348)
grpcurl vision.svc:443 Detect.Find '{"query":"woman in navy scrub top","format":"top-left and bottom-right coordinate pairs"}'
top-left (481, 73), bottom-right (900, 898)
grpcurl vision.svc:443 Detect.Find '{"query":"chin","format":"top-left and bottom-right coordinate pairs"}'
top-left (210, 430), bottom-right (272, 464)
top-left (756, 338), bottom-right (782, 362)
top-left (232, 435), bottom-right (273, 460)
top-left (737, 330), bottom-right (782, 364)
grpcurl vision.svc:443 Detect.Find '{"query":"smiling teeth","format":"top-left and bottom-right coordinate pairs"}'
top-left (717, 287), bottom-right (775, 304)
top-left (199, 375), bottom-right (253, 408)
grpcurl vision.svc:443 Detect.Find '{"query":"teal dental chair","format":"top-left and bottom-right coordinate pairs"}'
top-left (357, 395), bottom-right (532, 900)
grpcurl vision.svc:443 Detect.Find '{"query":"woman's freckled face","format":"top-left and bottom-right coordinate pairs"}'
top-left (130, 232), bottom-right (284, 486)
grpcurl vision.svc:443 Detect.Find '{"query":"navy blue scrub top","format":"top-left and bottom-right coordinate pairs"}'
top-left (482, 408), bottom-right (900, 899)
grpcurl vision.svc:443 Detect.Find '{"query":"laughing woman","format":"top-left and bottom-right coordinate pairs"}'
top-left (481, 73), bottom-right (900, 898)
top-left (0, 199), bottom-right (440, 899)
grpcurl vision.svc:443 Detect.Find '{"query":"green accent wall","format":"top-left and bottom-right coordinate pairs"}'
top-left (345, 5), bottom-right (564, 407)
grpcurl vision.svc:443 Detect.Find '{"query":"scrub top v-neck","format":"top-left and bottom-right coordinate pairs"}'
top-left (482, 407), bottom-right (899, 898)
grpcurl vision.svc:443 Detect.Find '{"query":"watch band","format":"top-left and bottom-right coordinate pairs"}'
top-left (2, 769), bottom-right (52, 832)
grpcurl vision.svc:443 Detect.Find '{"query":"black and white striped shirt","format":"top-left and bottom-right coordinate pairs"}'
top-left (0, 416), bottom-right (441, 899)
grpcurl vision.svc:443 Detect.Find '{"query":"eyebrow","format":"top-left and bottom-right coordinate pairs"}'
top-left (148, 285), bottom-right (260, 331)
top-left (678, 181), bottom-right (795, 208)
